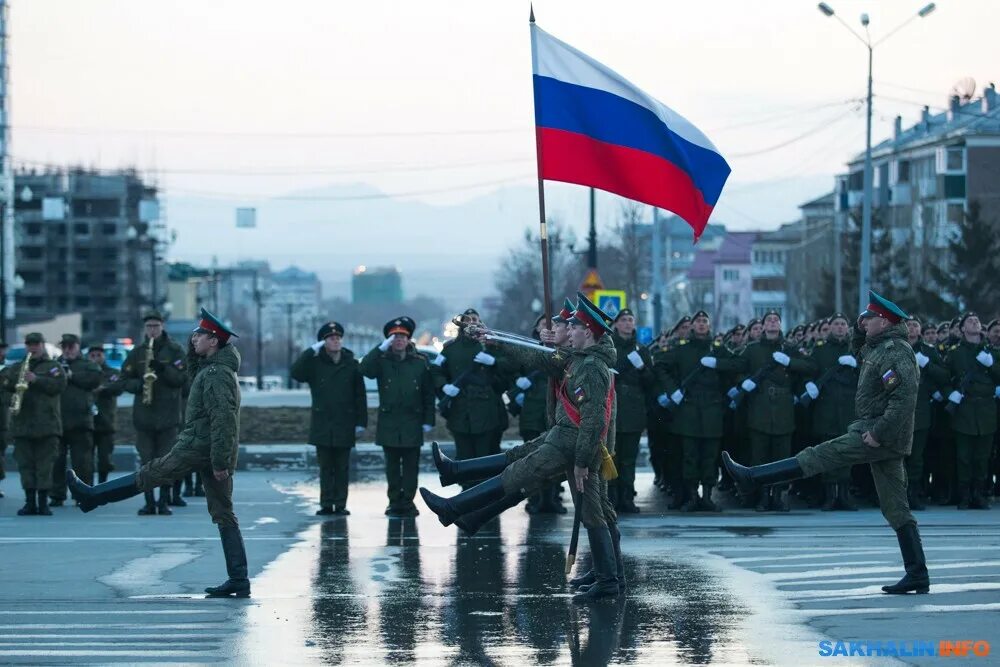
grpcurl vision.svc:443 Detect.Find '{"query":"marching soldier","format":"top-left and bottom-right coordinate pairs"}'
top-left (1, 333), bottom-right (67, 515)
top-left (50, 334), bottom-right (102, 506)
top-left (431, 308), bottom-right (510, 471)
top-left (0, 341), bottom-right (8, 498)
top-left (745, 318), bottom-right (763, 344)
top-left (88, 345), bottom-right (125, 484)
top-left (943, 312), bottom-right (1000, 509)
top-left (803, 313), bottom-right (860, 511)
top-left (360, 317), bottom-right (436, 517)
top-left (609, 308), bottom-right (655, 513)
top-left (655, 310), bottom-right (742, 511)
top-left (120, 310), bottom-right (188, 515)
top-left (906, 317), bottom-right (949, 511)
top-left (736, 310), bottom-right (815, 511)
top-left (70, 309), bottom-right (251, 598)
top-left (290, 321), bottom-right (368, 516)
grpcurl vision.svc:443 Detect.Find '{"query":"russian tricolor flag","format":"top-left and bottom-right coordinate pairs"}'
top-left (531, 23), bottom-right (731, 239)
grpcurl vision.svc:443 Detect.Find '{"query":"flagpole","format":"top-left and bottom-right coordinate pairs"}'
top-left (529, 7), bottom-right (553, 326)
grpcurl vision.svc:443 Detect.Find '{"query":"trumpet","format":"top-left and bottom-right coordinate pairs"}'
top-left (465, 324), bottom-right (553, 353)
top-left (9, 353), bottom-right (30, 417)
top-left (141, 336), bottom-right (157, 406)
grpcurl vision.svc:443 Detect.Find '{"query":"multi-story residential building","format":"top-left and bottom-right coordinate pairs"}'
top-left (713, 231), bottom-right (756, 330)
top-left (352, 265), bottom-right (402, 305)
top-left (785, 193), bottom-right (838, 323)
top-left (751, 222), bottom-right (801, 320)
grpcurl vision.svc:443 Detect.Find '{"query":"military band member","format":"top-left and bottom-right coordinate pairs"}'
top-left (70, 309), bottom-right (250, 597)
top-left (87, 346), bottom-right (125, 484)
top-left (1, 333), bottom-right (66, 515)
top-left (50, 334), bottom-right (102, 506)
top-left (360, 317), bottom-right (435, 517)
top-left (120, 310), bottom-right (187, 515)
top-left (725, 291), bottom-right (929, 595)
top-left (291, 321), bottom-right (368, 516)
top-left (906, 317), bottom-right (949, 511)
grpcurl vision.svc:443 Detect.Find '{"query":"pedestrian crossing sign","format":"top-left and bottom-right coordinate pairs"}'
top-left (593, 290), bottom-right (626, 319)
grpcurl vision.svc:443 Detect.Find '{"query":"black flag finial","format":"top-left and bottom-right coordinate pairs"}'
top-left (529, 3), bottom-right (535, 23)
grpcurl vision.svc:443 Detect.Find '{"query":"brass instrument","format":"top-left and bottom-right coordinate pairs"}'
top-left (9, 353), bottom-right (30, 417)
top-left (141, 337), bottom-right (157, 406)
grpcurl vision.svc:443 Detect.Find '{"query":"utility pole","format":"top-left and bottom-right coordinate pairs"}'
top-left (0, 0), bottom-right (13, 341)
top-left (651, 207), bottom-right (662, 333)
top-left (285, 303), bottom-right (294, 389)
top-left (834, 212), bottom-right (843, 313)
top-left (587, 187), bottom-right (597, 269)
top-left (253, 270), bottom-right (264, 391)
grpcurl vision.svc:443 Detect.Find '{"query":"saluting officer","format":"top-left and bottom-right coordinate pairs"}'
top-left (50, 334), bottom-right (102, 507)
top-left (291, 321), bottom-right (368, 516)
top-left (88, 345), bottom-right (125, 484)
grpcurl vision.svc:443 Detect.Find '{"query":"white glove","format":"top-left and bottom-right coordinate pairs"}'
top-left (805, 382), bottom-right (820, 400)
top-left (626, 350), bottom-right (644, 369)
top-left (432, 353), bottom-right (446, 367)
top-left (515, 392), bottom-right (525, 406)
top-left (838, 355), bottom-right (857, 368)
top-left (422, 424), bottom-right (433, 434)
top-left (354, 425), bottom-right (365, 435)
top-left (932, 391), bottom-right (944, 402)
top-left (473, 351), bottom-right (496, 366)
top-left (310, 341), bottom-right (324, 353)
top-left (915, 352), bottom-right (929, 368)
top-left (442, 383), bottom-right (460, 397)
top-left (700, 356), bottom-right (717, 369)
top-left (727, 386), bottom-right (740, 400)
top-left (378, 337), bottom-right (392, 352)
top-left (976, 350), bottom-right (994, 368)
top-left (515, 376), bottom-right (532, 390)
top-left (670, 389), bottom-right (684, 405)
top-left (948, 390), bottom-right (963, 405)
top-left (656, 393), bottom-right (670, 408)
top-left (772, 351), bottom-right (791, 367)
top-left (741, 379), bottom-right (757, 393)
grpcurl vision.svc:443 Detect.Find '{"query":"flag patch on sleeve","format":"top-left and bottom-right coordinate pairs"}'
top-left (574, 386), bottom-right (586, 403)
top-left (881, 369), bottom-right (899, 389)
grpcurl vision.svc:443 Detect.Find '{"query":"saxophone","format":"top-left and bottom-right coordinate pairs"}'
top-left (141, 336), bottom-right (157, 406)
top-left (9, 353), bottom-right (30, 417)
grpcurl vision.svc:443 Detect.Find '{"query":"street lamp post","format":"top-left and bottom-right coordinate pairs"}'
top-left (817, 2), bottom-right (936, 313)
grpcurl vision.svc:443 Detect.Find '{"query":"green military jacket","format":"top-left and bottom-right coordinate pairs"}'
top-left (807, 336), bottom-right (859, 437)
top-left (1, 354), bottom-right (67, 438)
top-left (508, 366), bottom-right (550, 436)
top-left (290, 347), bottom-right (368, 448)
top-left (57, 356), bottom-right (102, 432)
top-left (610, 332), bottom-right (656, 433)
top-left (173, 343), bottom-right (242, 472)
top-left (121, 333), bottom-right (188, 431)
top-left (360, 343), bottom-right (435, 449)
top-left (431, 334), bottom-right (510, 435)
top-left (93, 363), bottom-right (125, 434)
top-left (740, 335), bottom-right (815, 435)
top-left (944, 338), bottom-right (1000, 436)
top-left (912, 341), bottom-right (949, 432)
top-left (655, 334), bottom-right (743, 439)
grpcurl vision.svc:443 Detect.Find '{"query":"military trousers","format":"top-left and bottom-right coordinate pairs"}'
top-left (94, 431), bottom-right (116, 477)
top-left (749, 430), bottom-right (792, 467)
top-left (316, 446), bottom-right (351, 509)
top-left (955, 432), bottom-right (993, 486)
top-left (796, 431), bottom-right (915, 530)
top-left (52, 428), bottom-right (94, 501)
top-left (646, 418), bottom-right (668, 480)
top-left (664, 431), bottom-right (684, 489)
top-left (611, 431), bottom-right (642, 498)
top-left (137, 446), bottom-right (237, 527)
top-left (682, 436), bottom-right (720, 487)
top-left (906, 429), bottom-right (929, 489)
top-left (0, 429), bottom-right (7, 481)
top-left (453, 430), bottom-right (502, 461)
top-left (814, 432), bottom-right (851, 484)
top-left (13, 436), bottom-right (59, 490)
top-left (383, 446), bottom-right (419, 508)
top-left (136, 427), bottom-right (178, 465)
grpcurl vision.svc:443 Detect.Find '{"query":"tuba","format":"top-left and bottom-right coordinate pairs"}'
top-left (141, 336), bottom-right (157, 406)
top-left (9, 353), bottom-right (30, 417)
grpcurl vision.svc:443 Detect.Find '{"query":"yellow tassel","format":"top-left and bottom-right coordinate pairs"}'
top-left (599, 444), bottom-right (618, 480)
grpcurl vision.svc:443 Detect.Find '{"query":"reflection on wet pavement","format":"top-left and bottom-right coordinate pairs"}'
top-left (239, 476), bottom-right (759, 665)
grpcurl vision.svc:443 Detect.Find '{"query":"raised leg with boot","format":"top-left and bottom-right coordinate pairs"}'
top-left (204, 525), bottom-right (251, 598)
top-left (881, 521), bottom-right (930, 594)
top-left (420, 476), bottom-right (506, 527)
top-left (431, 442), bottom-right (507, 488)
top-left (453, 490), bottom-right (527, 535)
top-left (722, 451), bottom-right (804, 501)
top-left (66, 470), bottom-right (142, 513)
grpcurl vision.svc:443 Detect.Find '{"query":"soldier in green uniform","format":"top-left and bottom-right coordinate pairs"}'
top-left (987, 320), bottom-right (1000, 499)
top-left (802, 313), bottom-right (860, 511)
top-left (736, 311), bottom-right (815, 511)
top-left (360, 317), bottom-right (435, 517)
top-left (943, 312), bottom-right (1000, 509)
top-left (652, 315), bottom-right (692, 507)
top-left (717, 325), bottom-right (746, 494)
top-left (609, 308), bottom-right (655, 513)
top-left (87, 345), bottom-right (124, 484)
top-left (431, 309), bottom-right (510, 472)
top-left (69, 309), bottom-right (251, 598)
top-left (655, 310), bottom-right (743, 511)
top-left (0, 341), bottom-right (8, 498)
top-left (905, 317), bottom-right (949, 511)
top-left (725, 291), bottom-right (929, 595)
top-left (1, 333), bottom-right (67, 515)
top-left (120, 310), bottom-right (188, 515)
top-left (291, 321), bottom-right (368, 516)
top-left (49, 334), bottom-right (103, 506)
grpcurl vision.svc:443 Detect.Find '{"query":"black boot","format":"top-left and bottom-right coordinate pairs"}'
top-left (680, 484), bottom-right (700, 512)
top-left (821, 484), bottom-right (838, 511)
top-left (431, 442), bottom-right (507, 487)
top-left (572, 526), bottom-right (620, 602)
top-left (667, 484), bottom-right (685, 510)
top-left (138, 491), bottom-right (157, 515)
top-left (618, 482), bottom-right (640, 513)
top-left (699, 484), bottom-right (720, 512)
top-left (170, 480), bottom-right (187, 507)
top-left (754, 488), bottom-right (770, 512)
top-left (66, 470), bottom-right (143, 513)
top-left (837, 483), bottom-right (858, 511)
top-left (97, 471), bottom-right (109, 484)
top-left (970, 482), bottom-right (990, 510)
top-left (569, 567), bottom-right (596, 589)
top-left (610, 522), bottom-right (626, 592)
top-left (183, 474), bottom-right (194, 497)
top-left (157, 486), bottom-right (173, 515)
top-left (957, 484), bottom-right (971, 510)
top-left (881, 522), bottom-right (930, 594)
top-left (419, 476), bottom-right (506, 527)
top-left (194, 473), bottom-right (205, 497)
top-left (453, 491), bottom-right (526, 535)
top-left (722, 451), bottom-right (804, 501)
top-left (17, 489), bottom-right (37, 516)
top-left (36, 490), bottom-right (53, 516)
top-left (908, 482), bottom-right (926, 511)
top-left (772, 486), bottom-right (790, 512)
top-left (205, 525), bottom-right (251, 598)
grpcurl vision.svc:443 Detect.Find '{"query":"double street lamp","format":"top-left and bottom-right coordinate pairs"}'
top-left (817, 2), bottom-right (936, 314)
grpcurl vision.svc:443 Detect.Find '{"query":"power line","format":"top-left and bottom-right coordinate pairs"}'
top-left (14, 123), bottom-right (531, 140)
top-left (709, 97), bottom-right (861, 133)
top-left (727, 107), bottom-right (861, 159)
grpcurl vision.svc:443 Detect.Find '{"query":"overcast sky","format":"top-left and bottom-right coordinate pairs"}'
top-left (12, 0), bottom-right (998, 235)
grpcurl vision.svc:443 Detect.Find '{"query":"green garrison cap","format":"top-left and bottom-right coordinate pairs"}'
top-left (860, 290), bottom-right (908, 324)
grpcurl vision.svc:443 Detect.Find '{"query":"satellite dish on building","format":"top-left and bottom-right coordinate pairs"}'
top-left (950, 77), bottom-right (976, 103)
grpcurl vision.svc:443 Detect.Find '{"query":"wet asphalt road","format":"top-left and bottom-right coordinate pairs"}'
top-left (0, 470), bottom-right (996, 665)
